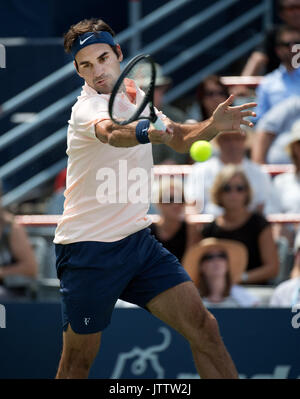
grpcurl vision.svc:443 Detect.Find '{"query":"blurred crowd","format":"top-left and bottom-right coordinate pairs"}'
top-left (141, 0), bottom-right (300, 309)
top-left (1, 0), bottom-right (300, 308)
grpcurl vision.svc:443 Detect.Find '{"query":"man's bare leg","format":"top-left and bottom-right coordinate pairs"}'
top-left (146, 281), bottom-right (238, 379)
top-left (56, 324), bottom-right (101, 379)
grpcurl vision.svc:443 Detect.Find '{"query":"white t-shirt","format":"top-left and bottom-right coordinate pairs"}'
top-left (184, 157), bottom-right (281, 215)
top-left (273, 172), bottom-right (300, 213)
top-left (54, 81), bottom-right (164, 243)
top-left (202, 285), bottom-right (259, 308)
top-left (269, 277), bottom-right (300, 307)
top-left (255, 96), bottom-right (300, 164)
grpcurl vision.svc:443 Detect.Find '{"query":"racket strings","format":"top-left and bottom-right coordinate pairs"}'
top-left (109, 54), bottom-right (155, 125)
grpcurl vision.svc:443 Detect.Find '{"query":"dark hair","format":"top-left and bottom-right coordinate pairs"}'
top-left (198, 256), bottom-right (232, 298)
top-left (275, 24), bottom-right (300, 44)
top-left (196, 75), bottom-right (229, 120)
top-left (277, 0), bottom-right (286, 11)
top-left (276, 0), bottom-right (299, 12)
top-left (0, 182), bottom-right (3, 224)
top-left (63, 18), bottom-right (119, 62)
top-left (290, 140), bottom-right (300, 164)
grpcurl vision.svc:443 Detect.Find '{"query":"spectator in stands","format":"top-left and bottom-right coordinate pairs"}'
top-left (255, 25), bottom-right (300, 120)
top-left (46, 168), bottom-right (66, 214)
top-left (54, 168), bottom-right (67, 193)
top-left (182, 237), bottom-right (259, 307)
top-left (151, 64), bottom-right (187, 124)
top-left (252, 96), bottom-right (300, 164)
top-left (150, 178), bottom-right (199, 262)
top-left (240, 0), bottom-right (300, 77)
top-left (273, 120), bottom-right (300, 213)
top-left (199, 165), bottom-right (279, 285)
top-left (269, 229), bottom-right (300, 306)
top-left (290, 230), bottom-right (300, 279)
top-left (189, 75), bottom-right (229, 122)
top-left (0, 186), bottom-right (38, 299)
top-left (184, 131), bottom-right (281, 215)
top-left (138, 63), bottom-right (189, 165)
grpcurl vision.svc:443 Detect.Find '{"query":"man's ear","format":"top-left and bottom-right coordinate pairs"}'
top-left (115, 44), bottom-right (123, 62)
top-left (73, 60), bottom-right (82, 78)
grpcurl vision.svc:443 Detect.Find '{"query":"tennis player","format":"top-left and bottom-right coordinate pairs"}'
top-left (54, 18), bottom-right (256, 379)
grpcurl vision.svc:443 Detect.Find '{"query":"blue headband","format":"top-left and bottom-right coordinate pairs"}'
top-left (71, 31), bottom-right (116, 58)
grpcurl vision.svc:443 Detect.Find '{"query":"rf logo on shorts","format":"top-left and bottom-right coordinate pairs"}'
top-left (84, 317), bottom-right (91, 326)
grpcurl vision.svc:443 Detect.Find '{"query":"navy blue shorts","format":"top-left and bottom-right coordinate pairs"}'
top-left (55, 228), bottom-right (191, 334)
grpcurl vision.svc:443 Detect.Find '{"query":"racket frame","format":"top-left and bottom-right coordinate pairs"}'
top-left (108, 53), bottom-right (159, 126)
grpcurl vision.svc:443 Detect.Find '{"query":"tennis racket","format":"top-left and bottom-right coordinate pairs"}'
top-left (108, 53), bottom-right (166, 131)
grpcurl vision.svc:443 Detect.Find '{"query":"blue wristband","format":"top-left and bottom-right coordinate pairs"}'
top-left (135, 120), bottom-right (151, 144)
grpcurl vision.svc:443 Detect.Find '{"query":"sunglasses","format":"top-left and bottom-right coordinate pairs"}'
top-left (201, 252), bottom-right (228, 262)
top-left (204, 90), bottom-right (227, 97)
top-left (222, 184), bottom-right (247, 193)
top-left (282, 5), bottom-right (300, 11)
top-left (277, 41), bottom-right (300, 47)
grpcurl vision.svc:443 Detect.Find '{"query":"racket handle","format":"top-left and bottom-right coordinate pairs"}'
top-left (153, 117), bottom-right (166, 131)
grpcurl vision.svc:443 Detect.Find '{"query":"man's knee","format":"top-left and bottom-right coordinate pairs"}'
top-left (59, 326), bottom-right (101, 376)
top-left (60, 346), bottom-right (97, 377)
top-left (189, 309), bottom-right (222, 351)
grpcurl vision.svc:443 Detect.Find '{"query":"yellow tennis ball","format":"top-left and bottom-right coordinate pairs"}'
top-left (189, 140), bottom-right (212, 162)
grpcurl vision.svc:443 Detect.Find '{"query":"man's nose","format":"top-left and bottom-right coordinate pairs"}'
top-left (94, 63), bottom-right (104, 77)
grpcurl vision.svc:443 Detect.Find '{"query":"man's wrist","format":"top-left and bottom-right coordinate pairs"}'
top-left (210, 114), bottom-right (223, 133)
top-left (209, 116), bottom-right (219, 134)
top-left (199, 117), bottom-right (219, 142)
top-left (135, 120), bottom-right (150, 144)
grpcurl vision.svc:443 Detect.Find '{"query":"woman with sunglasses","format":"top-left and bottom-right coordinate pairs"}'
top-left (200, 164), bottom-right (279, 285)
top-left (182, 237), bottom-right (259, 307)
top-left (193, 75), bottom-right (229, 121)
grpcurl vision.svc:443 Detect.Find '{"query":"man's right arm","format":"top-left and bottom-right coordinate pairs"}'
top-left (95, 119), bottom-right (174, 147)
top-left (95, 120), bottom-right (139, 147)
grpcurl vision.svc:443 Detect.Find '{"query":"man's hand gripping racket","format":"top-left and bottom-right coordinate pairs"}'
top-left (108, 54), bottom-right (173, 144)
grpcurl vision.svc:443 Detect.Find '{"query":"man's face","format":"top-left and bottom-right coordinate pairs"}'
top-left (280, 0), bottom-right (300, 30)
top-left (75, 43), bottom-right (123, 94)
top-left (276, 31), bottom-right (300, 67)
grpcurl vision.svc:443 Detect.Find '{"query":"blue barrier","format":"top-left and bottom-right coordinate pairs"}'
top-left (0, 303), bottom-right (299, 379)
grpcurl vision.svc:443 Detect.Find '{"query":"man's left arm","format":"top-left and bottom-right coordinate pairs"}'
top-left (166, 95), bottom-right (257, 153)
